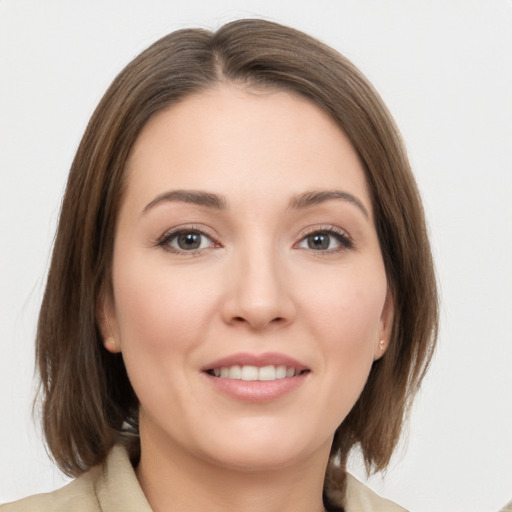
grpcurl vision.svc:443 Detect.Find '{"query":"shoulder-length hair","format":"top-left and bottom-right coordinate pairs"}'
top-left (37, 17), bottom-right (438, 505)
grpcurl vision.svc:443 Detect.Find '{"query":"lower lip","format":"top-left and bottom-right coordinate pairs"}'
top-left (203, 372), bottom-right (308, 403)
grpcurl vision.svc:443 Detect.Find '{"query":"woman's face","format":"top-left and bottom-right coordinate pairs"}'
top-left (102, 85), bottom-right (393, 471)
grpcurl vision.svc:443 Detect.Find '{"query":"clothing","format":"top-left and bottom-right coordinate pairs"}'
top-left (1, 445), bottom-right (407, 512)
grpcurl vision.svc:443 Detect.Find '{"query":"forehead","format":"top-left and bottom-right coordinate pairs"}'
top-left (124, 84), bottom-right (371, 213)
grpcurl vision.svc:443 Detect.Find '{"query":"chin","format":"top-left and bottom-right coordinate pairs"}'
top-left (196, 428), bottom-right (331, 473)
top-left (205, 448), bottom-right (306, 473)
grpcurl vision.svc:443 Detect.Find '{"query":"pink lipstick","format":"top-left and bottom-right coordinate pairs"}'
top-left (201, 352), bottom-right (310, 403)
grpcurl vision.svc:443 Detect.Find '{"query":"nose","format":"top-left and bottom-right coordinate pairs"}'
top-left (221, 245), bottom-right (297, 331)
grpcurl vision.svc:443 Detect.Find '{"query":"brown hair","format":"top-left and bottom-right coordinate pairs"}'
top-left (36, 18), bottom-right (438, 506)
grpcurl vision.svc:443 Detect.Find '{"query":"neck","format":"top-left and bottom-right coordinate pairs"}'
top-left (136, 427), bottom-right (329, 512)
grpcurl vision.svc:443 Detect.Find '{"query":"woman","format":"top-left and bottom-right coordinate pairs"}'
top-left (1, 19), bottom-right (437, 512)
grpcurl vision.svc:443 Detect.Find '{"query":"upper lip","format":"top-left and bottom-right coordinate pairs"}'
top-left (201, 352), bottom-right (309, 371)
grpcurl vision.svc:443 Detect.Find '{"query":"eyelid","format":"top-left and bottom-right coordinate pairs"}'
top-left (294, 224), bottom-right (354, 253)
top-left (155, 224), bottom-right (221, 254)
top-left (154, 223), bottom-right (353, 255)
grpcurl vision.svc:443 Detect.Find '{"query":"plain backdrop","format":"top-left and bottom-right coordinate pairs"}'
top-left (1, 1), bottom-right (511, 511)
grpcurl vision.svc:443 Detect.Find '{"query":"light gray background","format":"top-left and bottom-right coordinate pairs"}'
top-left (1, 1), bottom-right (511, 511)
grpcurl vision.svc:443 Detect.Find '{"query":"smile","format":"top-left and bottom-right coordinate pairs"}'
top-left (201, 353), bottom-right (310, 401)
top-left (208, 365), bottom-right (308, 381)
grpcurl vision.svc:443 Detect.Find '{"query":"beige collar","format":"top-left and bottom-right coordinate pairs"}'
top-left (94, 445), bottom-right (406, 512)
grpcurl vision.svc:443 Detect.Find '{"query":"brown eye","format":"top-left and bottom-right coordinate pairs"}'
top-left (166, 231), bottom-right (213, 252)
top-left (177, 232), bottom-right (202, 250)
top-left (306, 233), bottom-right (331, 250)
top-left (297, 229), bottom-right (352, 252)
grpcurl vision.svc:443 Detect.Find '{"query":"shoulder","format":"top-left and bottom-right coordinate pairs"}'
top-left (0, 467), bottom-right (101, 512)
top-left (343, 473), bottom-right (409, 512)
top-left (324, 473), bottom-right (408, 512)
top-left (0, 445), bottom-right (151, 512)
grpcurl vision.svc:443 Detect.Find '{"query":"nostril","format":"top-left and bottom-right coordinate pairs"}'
top-left (230, 315), bottom-right (286, 327)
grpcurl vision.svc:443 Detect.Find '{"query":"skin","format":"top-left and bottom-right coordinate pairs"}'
top-left (100, 84), bottom-right (393, 512)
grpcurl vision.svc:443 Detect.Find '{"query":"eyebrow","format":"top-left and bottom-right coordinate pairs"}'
top-left (288, 190), bottom-right (369, 219)
top-left (142, 190), bottom-right (227, 214)
top-left (142, 188), bottom-right (369, 219)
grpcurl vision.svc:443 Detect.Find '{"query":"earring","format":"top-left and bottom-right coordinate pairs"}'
top-left (103, 303), bottom-right (119, 352)
top-left (379, 339), bottom-right (385, 350)
top-left (105, 336), bottom-right (119, 353)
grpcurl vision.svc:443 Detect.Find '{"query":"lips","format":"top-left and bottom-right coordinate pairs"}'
top-left (201, 353), bottom-right (310, 402)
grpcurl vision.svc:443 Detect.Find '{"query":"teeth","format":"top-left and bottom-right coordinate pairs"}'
top-left (229, 365), bottom-right (242, 379)
top-left (276, 365), bottom-right (287, 379)
top-left (212, 365), bottom-right (303, 381)
top-left (241, 365), bottom-right (259, 381)
top-left (258, 365), bottom-right (275, 381)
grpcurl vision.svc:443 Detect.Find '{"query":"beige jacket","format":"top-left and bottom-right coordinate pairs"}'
top-left (1, 446), bottom-right (407, 512)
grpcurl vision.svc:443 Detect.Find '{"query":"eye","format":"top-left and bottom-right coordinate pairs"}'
top-left (159, 229), bottom-right (216, 253)
top-left (297, 229), bottom-right (352, 252)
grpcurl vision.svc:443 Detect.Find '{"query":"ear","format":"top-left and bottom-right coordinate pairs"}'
top-left (374, 286), bottom-right (394, 360)
top-left (97, 285), bottom-right (121, 354)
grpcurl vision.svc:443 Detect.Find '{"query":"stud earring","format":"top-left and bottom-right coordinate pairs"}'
top-left (102, 303), bottom-right (119, 352)
top-left (105, 336), bottom-right (119, 353)
top-left (379, 339), bottom-right (385, 350)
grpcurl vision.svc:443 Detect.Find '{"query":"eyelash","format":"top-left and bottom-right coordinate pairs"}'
top-left (295, 226), bottom-right (353, 254)
top-left (156, 226), bottom-right (219, 255)
top-left (156, 225), bottom-right (353, 255)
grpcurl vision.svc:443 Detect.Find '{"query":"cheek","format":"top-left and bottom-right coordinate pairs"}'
top-left (111, 255), bottom-right (221, 355)
top-left (301, 263), bottom-right (386, 344)
top-left (298, 264), bottom-right (386, 403)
